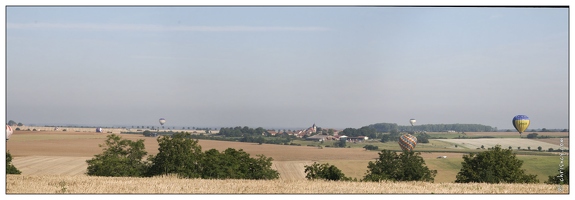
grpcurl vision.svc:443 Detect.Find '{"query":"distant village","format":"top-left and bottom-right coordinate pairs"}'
top-left (264, 123), bottom-right (369, 143)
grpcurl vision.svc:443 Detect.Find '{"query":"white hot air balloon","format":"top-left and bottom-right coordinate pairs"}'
top-left (6, 125), bottom-right (14, 140)
top-left (410, 119), bottom-right (416, 126)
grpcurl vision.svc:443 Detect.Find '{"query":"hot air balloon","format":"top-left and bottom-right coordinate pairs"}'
top-left (398, 133), bottom-right (417, 151)
top-left (512, 115), bottom-right (530, 136)
top-left (410, 119), bottom-right (416, 126)
top-left (159, 118), bottom-right (166, 126)
top-left (96, 128), bottom-right (103, 133)
top-left (6, 125), bottom-right (13, 140)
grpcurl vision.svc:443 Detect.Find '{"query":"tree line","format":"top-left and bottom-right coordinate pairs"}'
top-left (84, 133), bottom-right (279, 180)
top-left (218, 126), bottom-right (266, 137)
top-left (305, 145), bottom-right (567, 184)
top-left (368, 122), bottom-right (496, 132)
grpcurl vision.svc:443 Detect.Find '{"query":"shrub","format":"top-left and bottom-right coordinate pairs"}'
top-left (363, 150), bottom-right (437, 182)
top-left (147, 132), bottom-right (280, 180)
top-left (455, 145), bottom-right (538, 183)
top-left (86, 134), bottom-right (149, 177)
top-left (304, 162), bottom-right (354, 181)
top-left (200, 148), bottom-right (279, 180)
top-left (526, 133), bottom-right (538, 139)
top-left (545, 166), bottom-right (569, 185)
top-left (146, 132), bottom-right (203, 178)
top-left (363, 144), bottom-right (379, 151)
top-left (6, 151), bottom-right (22, 174)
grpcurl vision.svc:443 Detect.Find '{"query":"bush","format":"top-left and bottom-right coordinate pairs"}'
top-left (147, 132), bottom-right (279, 180)
top-left (146, 132), bottom-right (204, 178)
top-left (6, 151), bottom-right (22, 174)
top-left (455, 145), bottom-right (538, 183)
top-left (526, 133), bottom-right (538, 139)
top-left (200, 148), bottom-right (279, 180)
top-left (363, 150), bottom-right (437, 182)
top-left (304, 162), bottom-right (354, 181)
top-left (545, 166), bottom-right (569, 185)
top-left (363, 144), bottom-right (379, 151)
top-left (86, 134), bottom-right (149, 177)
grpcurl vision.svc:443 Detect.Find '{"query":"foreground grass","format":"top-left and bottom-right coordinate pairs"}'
top-left (6, 175), bottom-right (568, 194)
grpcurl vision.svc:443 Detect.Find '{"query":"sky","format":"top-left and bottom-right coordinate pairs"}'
top-left (3, 3), bottom-right (571, 130)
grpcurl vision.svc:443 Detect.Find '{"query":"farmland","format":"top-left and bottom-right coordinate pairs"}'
top-left (4, 130), bottom-right (570, 194)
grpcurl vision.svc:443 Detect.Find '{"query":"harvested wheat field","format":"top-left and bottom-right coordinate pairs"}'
top-left (4, 131), bottom-right (571, 194)
top-left (5, 175), bottom-right (569, 194)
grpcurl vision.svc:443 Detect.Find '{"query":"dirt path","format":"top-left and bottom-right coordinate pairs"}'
top-left (272, 161), bottom-right (313, 180)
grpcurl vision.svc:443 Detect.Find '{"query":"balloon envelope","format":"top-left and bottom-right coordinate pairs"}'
top-left (6, 125), bottom-right (13, 140)
top-left (398, 134), bottom-right (417, 151)
top-left (512, 115), bottom-right (530, 134)
top-left (159, 118), bottom-right (166, 125)
top-left (410, 119), bottom-right (416, 126)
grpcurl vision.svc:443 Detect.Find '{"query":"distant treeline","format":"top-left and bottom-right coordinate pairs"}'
top-left (367, 123), bottom-right (496, 133)
top-left (218, 126), bottom-right (267, 137)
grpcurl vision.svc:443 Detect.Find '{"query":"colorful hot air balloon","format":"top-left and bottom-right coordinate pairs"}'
top-left (398, 133), bottom-right (417, 151)
top-left (159, 118), bottom-right (166, 126)
top-left (410, 119), bottom-right (416, 126)
top-left (512, 115), bottom-right (530, 136)
top-left (6, 125), bottom-right (13, 140)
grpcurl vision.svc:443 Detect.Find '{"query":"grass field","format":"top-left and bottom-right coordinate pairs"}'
top-left (4, 130), bottom-right (571, 194)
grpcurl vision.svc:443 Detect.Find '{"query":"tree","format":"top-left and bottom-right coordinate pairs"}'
top-left (6, 151), bottom-right (21, 174)
top-left (416, 132), bottom-right (430, 143)
top-left (363, 150), bottom-right (437, 182)
top-left (146, 132), bottom-right (203, 178)
top-left (304, 162), bottom-right (353, 181)
top-left (545, 166), bottom-right (569, 185)
top-left (526, 133), bottom-right (538, 139)
top-left (455, 145), bottom-right (538, 183)
top-left (86, 134), bottom-right (149, 177)
top-left (328, 129), bottom-right (334, 135)
top-left (7, 120), bottom-right (17, 126)
top-left (380, 134), bottom-right (391, 143)
top-left (17, 122), bottom-right (23, 126)
top-left (537, 146), bottom-right (542, 151)
top-left (334, 139), bottom-right (347, 148)
top-left (142, 130), bottom-right (153, 137)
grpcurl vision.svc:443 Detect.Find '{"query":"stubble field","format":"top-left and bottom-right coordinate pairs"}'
top-left (4, 130), bottom-right (570, 194)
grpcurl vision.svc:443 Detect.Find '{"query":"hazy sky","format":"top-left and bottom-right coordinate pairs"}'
top-left (4, 6), bottom-right (570, 130)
